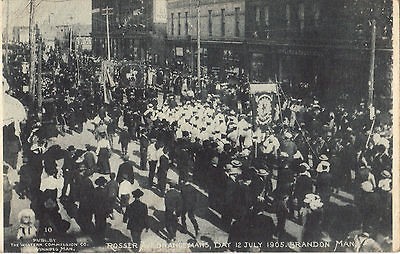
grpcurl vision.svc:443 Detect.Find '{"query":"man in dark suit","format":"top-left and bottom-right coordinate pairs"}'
top-left (180, 179), bottom-right (199, 237)
top-left (82, 144), bottom-right (96, 176)
top-left (249, 168), bottom-right (272, 212)
top-left (157, 147), bottom-right (170, 195)
top-left (92, 176), bottom-right (109, 242)
top-left (291, 163), bottom-right (314, 220)
top-left (76, 170), bottom-right (94, 233)
top-left (61, 145), bottom-right (79, 198)
top-left (139, 129), bottom-right (149, 171)
top-left (123, 189), bottom-right (149, 251)
top-left (164, 183), bottom-right (182, 241)
top-left (116, 155), bottom-right (135, 184)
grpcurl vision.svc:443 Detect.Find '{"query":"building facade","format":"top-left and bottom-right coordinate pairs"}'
top-left (12, 26), bottom-right (29, 43)
top-left (167, 0), bottom-right (393, 105)
top-left (166, 0), bottom-right (247, 76)
top-left (92, 0), bottom-right (167, 63)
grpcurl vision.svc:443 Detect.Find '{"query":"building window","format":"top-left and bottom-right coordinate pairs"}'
top-left (264, 6), bottom-right (269, 26)
top-left (286, 4), bottom-right (291, 28)
top-left (178, 12), bottom-right (181, 36)
top-left (185, 11), bottom-right (188, 35)
top-left (313, 2), bottom-right (320, 27)
top-left (265, 6), bottom-right (270, 38)
top-left (171, 13), bottom-right (174, 35)
top-left (208, 10), bottom-right (212, 36)
top-left (235, 7), bottom-right (240, 37)
top-left (299, 3), bottom-right (305, 32)
top-left (221, 8), bottom-right (225, 37)
top-left (255, 6), bottom-right (260, 26)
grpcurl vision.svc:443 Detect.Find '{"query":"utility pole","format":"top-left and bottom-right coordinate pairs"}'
top-left (69, 26), bottom-right (73, 52)
top-left (29, 0), bottom-right (37, 99)
top-left (102, 6), bottom-right (113, 61)
top-left (368, 19), bottom-right (376, 120)
top-left (197, 0), bottom-right (201, 94)
top-left (38, 37), bottom-right (43, 120)
top-left (4, 0), bottom-right (10, 72)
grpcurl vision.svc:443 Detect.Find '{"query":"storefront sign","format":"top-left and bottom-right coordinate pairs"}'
top-left (277, 48), bottom-right (323, 56)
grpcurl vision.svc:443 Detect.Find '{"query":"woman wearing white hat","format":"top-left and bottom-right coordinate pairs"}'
top-left (300, 194), bottom-right (325, 246)
top-left (315, 155), bottom-right (333, 205)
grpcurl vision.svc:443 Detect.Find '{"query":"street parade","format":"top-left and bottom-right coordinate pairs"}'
top-left (1, 0), bottom-right (395, 252)
top-left (3, 41), bottom-right (393, 252)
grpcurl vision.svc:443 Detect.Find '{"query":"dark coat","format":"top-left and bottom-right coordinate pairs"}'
top-left (116, 161), bottom-right (135, 183)
top-left (106, 180), bottom-right (119, 198)
top-left (280, 140), bottom-right (297, 159)
top-left (78, 176), bottom-right (94, 211)
top-left (92, 186), bottom-right (108, 215)
top-left (123, 199), bottom-right (149, 231)
top-left (83, 151), bottom-right (96, 170)
top-left (294, 174), bottom-right (314, 201)
top-left (63, 151), bottom-right (77, 171)
top-left (165, 188), bottom-right (182, 213)
top-left (181, 183), bottom-right (197, 210)
top-left (250, 176), bottom-right (272, 201)
top-left (316, 172), bottom-right (332, 195)
top-left (119, 130), bottom-right (130, 146)
top-left (158, 154), bottom-right (169, 176)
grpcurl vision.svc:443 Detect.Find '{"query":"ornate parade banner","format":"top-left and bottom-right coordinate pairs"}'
top-left (249, 83), bottom-right (280, 127)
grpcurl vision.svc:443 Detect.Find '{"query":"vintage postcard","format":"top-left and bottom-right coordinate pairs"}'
top-left (1, 0), bottom-right (398, 252)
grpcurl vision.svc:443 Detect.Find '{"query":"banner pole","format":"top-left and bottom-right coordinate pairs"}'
top-left (278, 83), bottom-right (318, 158)
top-left (276, 82), bottom-right (284, 125)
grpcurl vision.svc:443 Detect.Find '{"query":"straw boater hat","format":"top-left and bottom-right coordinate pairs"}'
top-left (284, 132), bottom-right (293, 139)
top-left (231, 160), bottom-right (242, 168)
top-left (304, 193), bottom-right (320, 202)
top-left (299, 162), bottom-right (311, 171)
top-left (381, 170), bottom-right (391, 178)
top-left (319, 154), bottom-right (328, 161)
top-left (361, 181), bottom-right (374, 193)
top-left (280, 152), bottom-right (289, 158)
top-left (309, 199), bottom-right (324, 210)
top-left (257, 169), bottom-right (269, 177)
top-left (378, 178), bottom-right (391, 192)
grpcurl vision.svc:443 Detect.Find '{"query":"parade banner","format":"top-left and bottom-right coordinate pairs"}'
top-left (249, 83), bottom-right (279, 127)
top-left (101, 61), bottom-right (115, 104)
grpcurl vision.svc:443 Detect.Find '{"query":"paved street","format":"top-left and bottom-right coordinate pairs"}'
top-left (4, 121), bottom-right (360, 253)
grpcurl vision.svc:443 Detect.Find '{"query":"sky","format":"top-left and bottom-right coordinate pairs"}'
top-left (2, 0), bottom-right (92, 30)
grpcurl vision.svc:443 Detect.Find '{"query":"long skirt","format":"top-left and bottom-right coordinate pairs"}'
top-left (97, 148), bottom-right (111, 174)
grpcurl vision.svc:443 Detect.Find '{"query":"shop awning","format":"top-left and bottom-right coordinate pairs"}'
top-left (2, 93), bottom-right (27, 127)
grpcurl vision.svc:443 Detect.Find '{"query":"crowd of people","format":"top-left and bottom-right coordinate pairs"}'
top-left (3, 44), bottom-right (393, 252)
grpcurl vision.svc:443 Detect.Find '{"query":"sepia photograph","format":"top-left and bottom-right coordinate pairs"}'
top-left (1, 0), bottom-right (396, 252)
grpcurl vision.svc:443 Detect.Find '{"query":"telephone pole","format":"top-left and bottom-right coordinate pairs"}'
top-left (69, 26), bottom-right (73, 52)
top-left (368, 19), bottom-right (376, 119)
top-left (4, 0), bottom-right (10, 71)
top-left (38, 37), bottom-right (43, 119)
top-left (102, 6), bottom-right (113, 61)
top-left (29, 0), bottom-right (37, 98)
top-left (197, 0), bottom-right (201, 93)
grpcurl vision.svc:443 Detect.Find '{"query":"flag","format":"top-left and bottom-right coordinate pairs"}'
top-left (103, 82), bottom-right (113, 104)
top-left (106, 68), bottom-right (116, 88)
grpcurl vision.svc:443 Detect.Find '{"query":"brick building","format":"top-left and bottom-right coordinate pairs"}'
top-left (166, 0), bottom-right (247, 76)
top-left (166, 0), bottom-right (393, 105)
top-left (92, 0), bottom-right (167, 63)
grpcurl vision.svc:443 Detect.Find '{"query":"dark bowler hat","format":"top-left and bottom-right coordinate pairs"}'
top-left (95, 176), bottom-right (107, 186)
top-left (132, 188), bottom-right (144, 198)
top-left (67, 145), bottom-right (76, 151)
